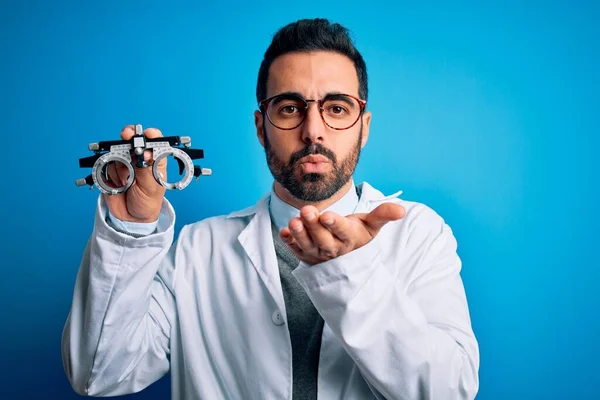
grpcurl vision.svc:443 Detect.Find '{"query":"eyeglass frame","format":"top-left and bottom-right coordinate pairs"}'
top-left (258, 92), bottom-right (367, 131)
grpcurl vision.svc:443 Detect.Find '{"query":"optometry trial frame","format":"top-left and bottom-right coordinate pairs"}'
top-left (75, 124), bottom-right (211, 195)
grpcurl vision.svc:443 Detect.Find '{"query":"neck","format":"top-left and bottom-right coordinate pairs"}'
top-left (272, 180), bottom-right (354, 211)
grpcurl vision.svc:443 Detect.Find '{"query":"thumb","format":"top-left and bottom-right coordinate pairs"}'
top-left (362, 202), bottom-right (406, 234)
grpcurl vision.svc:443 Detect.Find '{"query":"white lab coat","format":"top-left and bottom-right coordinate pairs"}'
top-left (62, 182), bottom-right (479, 399)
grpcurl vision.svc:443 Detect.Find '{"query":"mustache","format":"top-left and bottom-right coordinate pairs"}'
top-left (289, 143), bottom-right (337, 166)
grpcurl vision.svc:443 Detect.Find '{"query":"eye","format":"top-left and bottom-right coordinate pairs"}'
top-left (330, 105), bottom-right (346, 114)
top-left (325, 103), bottom-right (349, 116)
top-left (279, 105), bottom-right (300, 115)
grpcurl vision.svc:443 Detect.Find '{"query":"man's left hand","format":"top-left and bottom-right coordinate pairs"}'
top-left (280, 203), bottom-right (406, 266)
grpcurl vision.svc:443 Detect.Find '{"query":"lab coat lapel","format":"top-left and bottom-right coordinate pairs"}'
top-left (236, 195), bottom-right (287, 315)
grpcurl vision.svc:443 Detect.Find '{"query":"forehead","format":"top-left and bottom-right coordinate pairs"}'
top-left (266, 51), bottom-right (359, 98)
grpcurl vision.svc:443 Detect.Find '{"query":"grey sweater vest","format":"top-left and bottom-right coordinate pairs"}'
top-left (271, 223), bottom-right (324, 400)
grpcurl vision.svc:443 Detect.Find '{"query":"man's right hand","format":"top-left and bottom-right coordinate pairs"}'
top-left (103, 125), bottom-right (167, 223)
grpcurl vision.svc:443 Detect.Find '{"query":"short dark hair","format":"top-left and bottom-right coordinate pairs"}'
top-left (256, 18), bottom-right (368, 103)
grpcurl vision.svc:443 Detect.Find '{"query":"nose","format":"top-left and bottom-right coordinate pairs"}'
top-left (301, 101), bottom-right (325, 144)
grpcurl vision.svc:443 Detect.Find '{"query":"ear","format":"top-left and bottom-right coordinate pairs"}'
top-left (360, 110), bottom-right (371, 149)
top-left (254, 110), bottom-right (265, 148)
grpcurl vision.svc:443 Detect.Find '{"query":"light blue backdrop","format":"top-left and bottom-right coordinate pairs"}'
top-left (1, 1), bottom-right (598, 399)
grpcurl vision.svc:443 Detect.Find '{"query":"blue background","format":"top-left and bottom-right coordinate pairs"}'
top-left (1, 0), bottom-right (598, 399)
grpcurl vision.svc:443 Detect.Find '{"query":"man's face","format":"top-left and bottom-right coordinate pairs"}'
top-left (255, 51), bottom-right (371, 202)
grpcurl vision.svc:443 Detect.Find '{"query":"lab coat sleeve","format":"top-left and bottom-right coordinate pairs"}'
top-left (292, 204), bottom-right (479, 400)
top-left (61, 195), bottom-right (177, 396)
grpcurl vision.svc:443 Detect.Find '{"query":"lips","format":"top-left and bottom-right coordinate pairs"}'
top-left (299, 155), bottom-right (330, 164)
top-left (298, 155), bottom-right (330, 173)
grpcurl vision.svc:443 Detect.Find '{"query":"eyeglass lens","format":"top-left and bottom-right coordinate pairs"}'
top-left (266, 94), bottom-right (361, 129)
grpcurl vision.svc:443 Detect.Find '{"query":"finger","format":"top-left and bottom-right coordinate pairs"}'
top-left (132, 149), bottom-right (158, 167)
top-left (281, 236), bottom-right (303, 257)
top-left (140, 128), bottom-right (166, 172)
top-left (118, 126), bottom-right (165, 193)
top-left (299, 207), bottom-right (339, 255)
top-left (105, 162), bottom-right (119, 187)
top-left (319, 211), bottom-right (353, 242)
top-left (114, 161), bottom-right (130, 186)
top-left (121, 126), bottom-right (164, 142)
top-left (147, 149), bottom-right (167, 169)
top-left (120, 125), bottom-right (135, 140)
top-left (121, 125), bottom-right (155, 170)
top-left (288, 217), bottom-right (314, 253)
top-left (362, 203), bottom-right (406, 234)
top-left (105, 161), bottom-right (130, 188)
top-left (279, 227), bottom-right (295, 244)
top-left (300, 206), bottom-right (336, 245)
top-left (143, 127), bottom-right (163, 139)
top-left (279, 227), bottom-right (302, 256)
top-left (131, 127), bottom-right (165, 180)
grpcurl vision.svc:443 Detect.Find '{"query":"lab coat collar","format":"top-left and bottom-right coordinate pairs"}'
top-left (225, 194), bottom-right (267, 219)
top-left (225, 181), bottom-right (403, 220)
top-left (354, 182), bottom-right (403, 213)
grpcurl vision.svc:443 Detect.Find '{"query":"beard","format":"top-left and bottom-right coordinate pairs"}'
top-left (263, 124), bottom-right (362, 202)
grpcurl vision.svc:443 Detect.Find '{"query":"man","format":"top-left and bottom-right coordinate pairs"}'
top-left (62, 18), bottom-right (479, 399)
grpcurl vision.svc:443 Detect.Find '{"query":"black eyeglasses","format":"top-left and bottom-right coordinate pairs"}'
top-left (259, 92), bottom-right (367, 130)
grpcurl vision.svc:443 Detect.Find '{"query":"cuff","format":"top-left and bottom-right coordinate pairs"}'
top-left (96, 195), bottom-right (175, 245)
top-left (106, 210), bottom-right (159, 237)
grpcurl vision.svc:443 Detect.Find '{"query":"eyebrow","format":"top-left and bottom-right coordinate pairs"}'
top-left (272, 91), bottom-right (358, 105)
top-left (270, 91), bottom-right (305, 106)
top-left (322, 93), bottom-right (358, 107)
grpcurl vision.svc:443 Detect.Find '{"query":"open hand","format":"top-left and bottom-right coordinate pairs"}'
top-left (280, 202), bottom-right (406, 266)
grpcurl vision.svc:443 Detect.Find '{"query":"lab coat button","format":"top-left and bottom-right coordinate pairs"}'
top-left (271, 310), bottom-right (284, 326)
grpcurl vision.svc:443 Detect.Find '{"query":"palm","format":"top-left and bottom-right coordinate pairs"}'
top-left (280, 203), bottom-right (406, 265)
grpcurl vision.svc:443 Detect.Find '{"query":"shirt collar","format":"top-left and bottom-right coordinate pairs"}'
top-left (268, 179), bottom-right (359, 231)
